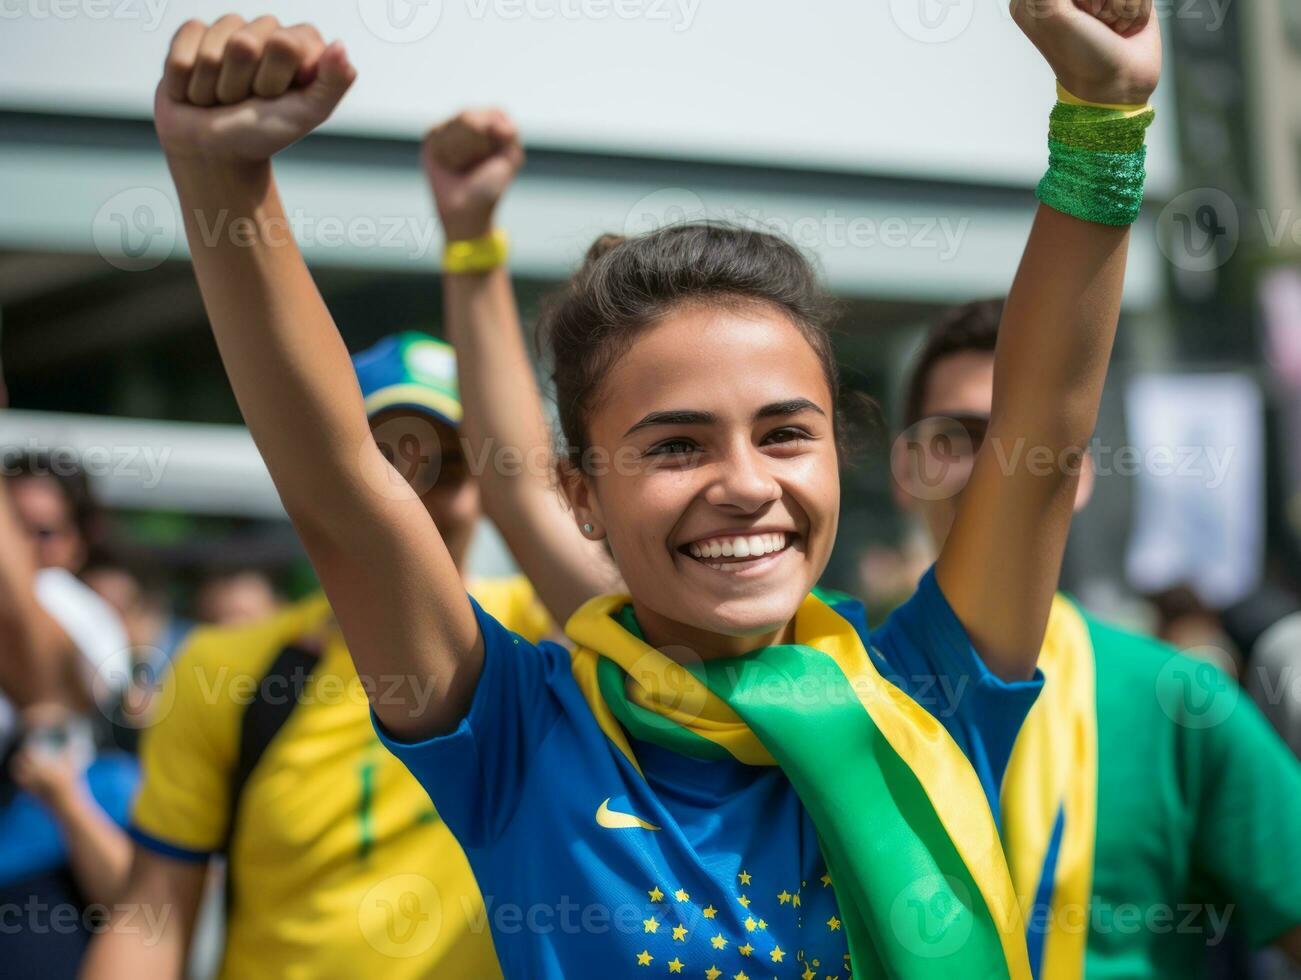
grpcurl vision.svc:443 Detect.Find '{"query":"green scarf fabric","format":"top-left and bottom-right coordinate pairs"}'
top-left (566, 591), bottom-right (1032, 979)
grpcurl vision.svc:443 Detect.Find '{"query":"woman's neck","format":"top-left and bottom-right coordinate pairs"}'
top-left (630, 601), bottom-right (798, 663)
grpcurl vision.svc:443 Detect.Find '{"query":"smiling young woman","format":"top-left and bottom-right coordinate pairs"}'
top-left (144, 3), bottom-right (1162, 976)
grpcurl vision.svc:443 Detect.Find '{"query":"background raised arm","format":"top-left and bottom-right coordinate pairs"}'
top-left (155, 17), bottom-right (480, 738)
top-left (936, 0), bottom-right (1162, 680)
top-left (424, 110), bottom-right (621, 624)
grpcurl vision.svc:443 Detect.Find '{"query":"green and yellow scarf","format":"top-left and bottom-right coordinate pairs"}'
top-left (1001, 596), bottom-right (1099, 980)
top-left (566, 589), bottom-right (1033, 979)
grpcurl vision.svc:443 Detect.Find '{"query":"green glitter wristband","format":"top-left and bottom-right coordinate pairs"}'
top-left (1036, 102), bottom-right (1156, 226)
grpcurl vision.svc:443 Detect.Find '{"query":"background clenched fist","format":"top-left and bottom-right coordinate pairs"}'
top-left (422, 109), bottom-right (526, 242)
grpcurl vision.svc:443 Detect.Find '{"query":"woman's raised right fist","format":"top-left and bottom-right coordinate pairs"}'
top-left (154, 15), bottom-right (356, 165)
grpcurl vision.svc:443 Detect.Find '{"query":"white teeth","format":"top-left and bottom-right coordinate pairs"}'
top-left (685, 531), bottom-right (790, 564)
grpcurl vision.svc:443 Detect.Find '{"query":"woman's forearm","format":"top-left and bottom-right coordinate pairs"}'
top-left (937, 1), bottom-right (1161, 679)
top-left (939, 206), bottom-right (1129, 675)
top-left (444, 268), bottom-right (551, 503)
top-left (154, 24), bottom-right (483, 740)
top-left (49, 785), bottom-right (132, 906)
top-left (995, 206), bottom-right (1128, 451)
top-left (424, 109), bottom-right (619, 623)
top-left (445, 268), bottom-right (618, 621)
top-left (169, 159), bottom-right (374, 538)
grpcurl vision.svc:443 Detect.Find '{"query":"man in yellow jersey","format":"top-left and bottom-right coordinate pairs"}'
top-left (83, 334), bottom-right (549, 979)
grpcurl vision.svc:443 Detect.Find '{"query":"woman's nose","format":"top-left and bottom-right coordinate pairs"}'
top-left (703, 445), bottom-right (781, 512)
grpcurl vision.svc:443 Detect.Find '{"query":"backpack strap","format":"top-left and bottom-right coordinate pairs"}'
top-left (222, 641), bottom-right (321, 907)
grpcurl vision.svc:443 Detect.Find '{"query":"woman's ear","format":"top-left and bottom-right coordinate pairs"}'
top-left (557, 459), bottom-right (605, 540)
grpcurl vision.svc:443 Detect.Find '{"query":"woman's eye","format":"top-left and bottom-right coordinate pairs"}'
top-left (646, 439), bottom-right (700, 459)
top-left (764, 427), bottom-right (810, 446)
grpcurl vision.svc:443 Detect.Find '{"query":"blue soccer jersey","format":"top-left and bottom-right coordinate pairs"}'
top-left (378, 568), bottom-right (1042, 978)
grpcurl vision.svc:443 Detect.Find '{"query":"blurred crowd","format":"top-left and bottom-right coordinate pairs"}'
top-left (4, 403), bottom-right (1301, 976)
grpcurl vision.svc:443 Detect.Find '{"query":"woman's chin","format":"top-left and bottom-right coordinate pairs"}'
top-left (679, 589), bottom-right (807, 642)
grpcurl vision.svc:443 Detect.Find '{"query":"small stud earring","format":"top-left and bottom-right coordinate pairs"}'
top-left (582, 523), bottom-right (594, 535)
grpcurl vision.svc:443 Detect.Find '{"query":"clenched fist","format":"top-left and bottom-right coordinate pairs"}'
top-left (154, 15), bottom-right (356, 165)
top-left (1012, 0), bottom-right (1162, 106)
top-left (422, 109), bottom-right (526, 242)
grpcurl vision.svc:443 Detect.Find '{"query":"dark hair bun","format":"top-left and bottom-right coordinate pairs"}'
top-left (582, 234), bottom-right (627, 268)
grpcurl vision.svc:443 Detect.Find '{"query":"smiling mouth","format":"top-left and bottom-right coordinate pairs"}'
top-left (679, 531), bottom-right (795, 571)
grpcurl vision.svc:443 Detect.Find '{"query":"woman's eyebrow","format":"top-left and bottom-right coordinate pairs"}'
top-left (755, 398), bottom-right (826, 420)
top-left (623, 409), bottom-right (715, 437)
top-left (624, 400), bottom-right (825, 437)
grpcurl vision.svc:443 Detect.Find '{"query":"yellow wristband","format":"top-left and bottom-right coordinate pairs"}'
top-left (443, 229), bottom-right (510, 274)
top-left (1056, 81), bottom-right (1150, 118)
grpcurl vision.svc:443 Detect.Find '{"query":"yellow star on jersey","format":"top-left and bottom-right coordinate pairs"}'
top-left (738, 870), bottom-right (752, 885)
top-left (827, 916), bottom-right (842, 931)
top-left (792, 893), bottom-right (801, 908)
top-left (820, 873), bottom-right (832, 887)
top-left (703, 905), bottom-right (717, 919)
top-left (674, 888), bottom-right (689, 902)
top-left (636, 950), bottom-right (652, 966)
top-left (734, 972), bottom-right (749, 980)
top-left (738, 895), bottom-right (751, 909)
top-left (705, 968), bottom-right (722, 980)
top-left (739, 942), bottom-right (753, 957)
top-left (801, 966), bottom-right (816, 980)
top-left (757, 919), bottom-right (766, 930)
top-left (778, 890), bottom-right (792, 905)
top-left (671, 924), bottom-right (688, 942)
top-left (771, 946), bottom-right (786, 963)
top-left (711, 933), bottom-right (728, 950)
top-left (644, 917), bottom-right (660, 934)
top-left (744, 917), bottom-right (757, 933)
top-left (648, 886), bottom-right (665, 902)
top-left (667, 958), bottom-right (684, 974)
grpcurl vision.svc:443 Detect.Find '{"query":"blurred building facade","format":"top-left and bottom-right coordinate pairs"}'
top-left (3, 0), bottom-right (1294, 601)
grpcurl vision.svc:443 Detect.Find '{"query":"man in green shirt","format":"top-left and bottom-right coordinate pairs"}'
top-left (895, 299), bottom-right (1301, 978)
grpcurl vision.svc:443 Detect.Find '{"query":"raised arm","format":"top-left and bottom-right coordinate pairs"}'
top-left (423, 110), bottom-right (620, 623)
top-left (154, 16), bottom-right (478, 738)
top-left (936, 0), bottom-right (1162, 679)
top-left (80, 847), bottom-right (207, 979)
top-left (11, 732), bottom-right (132, 906)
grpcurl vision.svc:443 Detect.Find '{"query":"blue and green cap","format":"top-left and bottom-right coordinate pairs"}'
top-left (352, 332), bottom-right (462, 429)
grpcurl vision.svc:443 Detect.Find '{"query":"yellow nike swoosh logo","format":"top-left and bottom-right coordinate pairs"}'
top-left (596, 798), bottom-right (661, 831)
